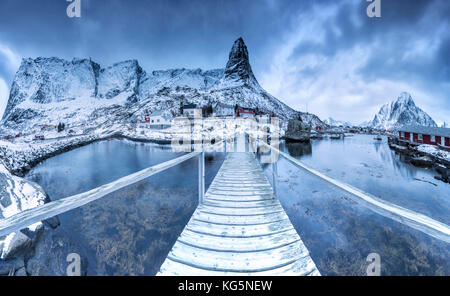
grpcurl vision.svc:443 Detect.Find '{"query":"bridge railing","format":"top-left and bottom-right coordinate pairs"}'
top-left (248, 133), bottom-right (450, 243)
top-left (0, 150), bottom-right (209, 237)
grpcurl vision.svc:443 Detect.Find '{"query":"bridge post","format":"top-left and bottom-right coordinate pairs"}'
top-left (198, 151), bottom-right (205, 204)
top-left (272, 161), bottom-right (277, 199)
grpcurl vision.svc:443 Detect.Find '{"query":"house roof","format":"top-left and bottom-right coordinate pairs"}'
top-left (398, 125), bottom-right (450, 138)
top-left (214, 102), bottom-right (234, 109)
top-left (183, 104), bottom-right (197, 109)
top-left (150, 111), bottom-right (172, 120)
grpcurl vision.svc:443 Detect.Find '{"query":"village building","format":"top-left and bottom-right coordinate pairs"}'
top-left (236, 107), bottom-right (256, 118)
top-left (256, 113), bottom-right (270, 121)
top-left (148, 111), bottom-right (172, 129)
top-left (183, 104), bottom-right (203, 118)
top-left (213, 102), bottom-right (235, 117)
top-left (398, 125), bottom-right (450, 148)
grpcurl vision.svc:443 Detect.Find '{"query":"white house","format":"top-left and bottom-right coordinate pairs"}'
top-left (213, 102), bottom-right (235, 117)
top-left (149, 111), bottom-right (172, 129)
top-left (183, 104), bottom-right (202, 118)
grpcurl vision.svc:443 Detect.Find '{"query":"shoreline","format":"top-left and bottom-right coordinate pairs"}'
top-left (388, 137), bottom-right (450, 183)
top-left (0, 131), bottom-right (229, 177)
top-left (0, 132), bottom-right (175, 177)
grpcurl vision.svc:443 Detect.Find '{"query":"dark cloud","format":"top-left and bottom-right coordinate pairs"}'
top-left (289, 0), bottom-right (450, 86)
top-left (0, 0), bottom-right (314, 72)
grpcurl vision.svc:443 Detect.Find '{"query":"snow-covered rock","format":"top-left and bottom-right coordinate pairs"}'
top-left (139, 68), bottom-right (224, 99)
top-left (369, 92), bottom-right (437, 130)
top-left (0, 160), bottom-right (46, 259)
top-left (417, 144), bottom-right (450, 162)
top-left (97, 60), bottom-right (143, 102)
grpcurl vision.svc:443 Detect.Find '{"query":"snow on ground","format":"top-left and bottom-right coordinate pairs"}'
top-left (417, 144), bottom-right (450, 162)
top-left (0, 116), bottom-right (278, 174)
top-left (0, 160), bottom-right (46, 259)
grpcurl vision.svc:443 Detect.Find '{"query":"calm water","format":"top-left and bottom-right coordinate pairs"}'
top-left (25, 135), bottom-right (449, 275)
top-left (280, 135), bottom-right (450, 225)
top-left (259, 134), bottom-right (450, 275)
top-left (26, 139), bottom-right (225, 275)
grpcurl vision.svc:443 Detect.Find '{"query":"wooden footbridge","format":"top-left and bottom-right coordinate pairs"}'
top-left (1, 133), bottom-right (449, 276)
top-left (157, 152), bottom-right (320, 275)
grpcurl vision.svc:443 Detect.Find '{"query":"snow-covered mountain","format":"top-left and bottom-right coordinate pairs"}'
top-left (368, 92), bottom-right (437, 130)
top-left (323, 117), bottom-right (353, 127)
top-left (1, 38), bottom-right (324, 133)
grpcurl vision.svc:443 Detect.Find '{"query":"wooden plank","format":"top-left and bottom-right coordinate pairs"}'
top-left (202, 199), bottom-right (281, 209)
top-left (185, 219), bottom-right (295, 238)
top-left (165, 241), bottom-right (310, 272)
top-left (193, 211), bottom-right (287, 225)
top-left (178, 228), bottom-right (301, 252)
top-left (206, 189), bottom-right (273, 196)
top-left (205, 194), bottom-right (274, 202)
top-left (159, 258), bottom-right (319, 276)
top-left (198, 204), bottom-right (284, 216)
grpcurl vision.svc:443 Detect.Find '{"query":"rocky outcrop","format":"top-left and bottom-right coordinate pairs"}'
top-left (97, 60), bottom-right (143, 102)
top-left (222, 37), bottom-right (259, 88)
top-left (285, 119), bottom-right (311, 142)
top-left (0, 160), bottom-right (46, 261)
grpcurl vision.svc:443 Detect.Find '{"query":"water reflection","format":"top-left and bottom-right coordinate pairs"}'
top-left (286, 142), bottom-right (312, 158)
top-left (258, 139), bottom-right (450, 275)
top-left (25, 139), bottom-right (225, 275)
top-left (281, 135), bottom-right (450, 225)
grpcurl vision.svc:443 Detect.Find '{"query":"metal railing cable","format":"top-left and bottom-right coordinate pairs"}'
top-left (250, 134), bottom-right (450, 243)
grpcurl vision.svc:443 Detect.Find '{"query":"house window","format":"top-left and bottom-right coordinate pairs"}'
top-left (418, 134), bottom-right (423, 141)
top-left (157, 119), bottom-right (160, 123)
top-left (401, 132), bottom-right (405, 138)
top-left (151, 120), bottom-right (154, 123)
top-left (431, 135), bottom-right (436, 142)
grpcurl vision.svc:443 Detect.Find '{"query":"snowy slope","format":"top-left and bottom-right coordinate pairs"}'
top-left (369, 92), bottom-right (437, 130)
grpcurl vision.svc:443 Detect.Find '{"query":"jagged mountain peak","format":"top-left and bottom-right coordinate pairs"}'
top-left (369, 92), bottom-right (437, 130)
top-left (217, 37), bottom-right (260, 89)
top-left (395, 92), bottom-right (415, 106)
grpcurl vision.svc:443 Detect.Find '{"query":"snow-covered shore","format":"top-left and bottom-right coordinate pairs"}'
top-left (0, 160), bottom-right (46, 263)
top-left (0, 117), bottom-right (274, 176)
top-left (417, 144), bottom-right (450, 163)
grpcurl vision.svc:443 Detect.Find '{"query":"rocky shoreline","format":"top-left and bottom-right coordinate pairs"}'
top-left (388, 138), bottom-right (450, 183)
top-left (0, 132), bottom-right (176, 177)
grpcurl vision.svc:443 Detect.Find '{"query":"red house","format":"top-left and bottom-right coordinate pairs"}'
top-left (236, 107), bottom-right (256, 118)
top-left (398, 125), bottom-right (450, 148)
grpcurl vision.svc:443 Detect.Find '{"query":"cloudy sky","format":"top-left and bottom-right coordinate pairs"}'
top-left (0, 0), bottom-right (449, 124)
